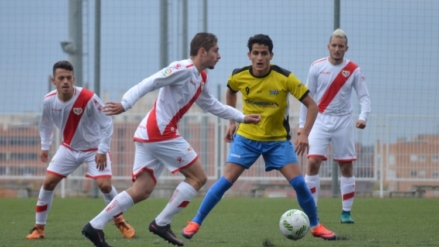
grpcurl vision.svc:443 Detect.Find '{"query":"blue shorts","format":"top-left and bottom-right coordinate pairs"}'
top-left (226, 134), bottom-right (298, 171)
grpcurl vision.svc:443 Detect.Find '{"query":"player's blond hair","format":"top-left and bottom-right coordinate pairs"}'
top-left (329, 28), bottom-right (348, 45)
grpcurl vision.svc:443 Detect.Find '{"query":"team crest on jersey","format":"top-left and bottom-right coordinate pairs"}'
top-left (162, 68), bottom-right (173, 77)
top-left (269, 89), bottom-right (279, 95)
top-left (73, 108), bottom-right (83, 115)
top-left (342, 70), bottom-right (350, 77)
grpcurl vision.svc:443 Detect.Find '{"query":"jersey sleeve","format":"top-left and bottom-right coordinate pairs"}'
top-left (226, 73), bottom-right (239, 93)
top-left (287, 73), bottom-right (309, 101)
top-left (353, 68), bottom-right (371, 122)
top-left (196, 84), bottom-right (245, 123)
top-left (121, 62), bottom-right (190, 111)
top-left (88, 95), bottom-right (113, 154)
top-left (39, 99), bottom-right (55, 150)
top-left (299, 65), bottom-right (317, 128)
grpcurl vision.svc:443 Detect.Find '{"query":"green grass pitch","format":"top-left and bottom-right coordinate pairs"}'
top-left (1, 197), bottom-right (437, 246)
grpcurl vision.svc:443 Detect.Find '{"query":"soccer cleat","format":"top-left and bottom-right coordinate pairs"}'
top-left (82, 222), bottom-right (113, 247)
top-left (181, 221), bottom-right (200, 240)
top-left (311, 224), bottom-right (337, 240)
top-left (114, 216), bottom-right (136, 238)
top-left (149, 220), bottom-right (184, 246)
top-left (340, 211), bottom-right (355, 224)
top-left (26, 226), bottom-right (45, 239)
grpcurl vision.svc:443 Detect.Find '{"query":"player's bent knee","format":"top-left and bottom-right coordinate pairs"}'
top-left (127, 185), bottom-right (152, 202)
top-left (42, 174), bottom-right (63, 190)
top-left (98, 184), bottom-right (112, 193)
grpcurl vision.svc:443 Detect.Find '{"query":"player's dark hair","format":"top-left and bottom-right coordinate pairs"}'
top-left (53, 60), bottom-right (74, 75)
top-left (190, 32), bottom-right (218, 56)
top-left (248, 34), bottom-right (273, 53)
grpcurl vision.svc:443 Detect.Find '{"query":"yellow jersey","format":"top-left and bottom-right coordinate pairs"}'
top-left (227, 65), bottom-right (309, 141)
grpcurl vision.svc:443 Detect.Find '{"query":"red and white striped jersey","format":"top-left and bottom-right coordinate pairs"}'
top-left (120, 59), bottom-right (245, 142)
top-left (40, 87), bottom-right (113, 153)
top-left (299, 57), bottom-right (371, 128)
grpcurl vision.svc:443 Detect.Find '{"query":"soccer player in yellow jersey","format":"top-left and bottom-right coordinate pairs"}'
top-left (182, 34), bottom-right (337, 240)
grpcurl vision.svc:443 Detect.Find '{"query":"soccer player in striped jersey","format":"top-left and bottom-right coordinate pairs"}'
top-left (299, 29), bottom-right (371, 224)
top-left (81, 32), bottom-right (261, 247)
top-left (26, 60), bottom-right (135, 240)
top-left (182, 34), bottom-right (337, 240)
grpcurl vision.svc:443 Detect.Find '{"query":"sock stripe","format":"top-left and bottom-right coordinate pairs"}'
top-left (36, 204), bottom-right (48, 212)
top-left (113, 212), bottom-right (123, 219)
top-left (178, 201), bottom-right (190, 208)
top-left (343, 192), bottom-right (355, 200)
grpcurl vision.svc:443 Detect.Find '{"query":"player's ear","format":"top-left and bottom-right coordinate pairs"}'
top-left (199, 47), bottom-right (206, 56)
top-left (247, 52), bottom-right (251, 60)
top-left (345, 45), bottom-right (349, 52)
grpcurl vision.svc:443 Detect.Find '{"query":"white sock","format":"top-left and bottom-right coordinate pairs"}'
top-left (103, 186), bottom-right (122, 220)
top-left (35, 187), bottom-right (54, 225)
top-left (103, 186), bottom-right (118, 205)
top-left (155, 182), bottom-right (197, 226)
top-left (90, 191), bottom-right (134, 229)
top-left (305, 174), bottom-right (320, 206)
top-left (340, 176), bottom-right (355, 212)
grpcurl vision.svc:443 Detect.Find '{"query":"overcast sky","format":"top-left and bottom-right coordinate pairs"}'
top-left (1, 0), bottom-right (438, 142)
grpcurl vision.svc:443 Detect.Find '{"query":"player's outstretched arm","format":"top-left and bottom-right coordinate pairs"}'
top-left (104, 102), bottom-right (125, 115)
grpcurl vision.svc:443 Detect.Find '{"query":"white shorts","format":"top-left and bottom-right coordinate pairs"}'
top-left (47, 145), bottom-right (112, 179)
top-left (308, 113), bottom-right (357, 161)
top-left (132, 137), bottom-right (198, 184)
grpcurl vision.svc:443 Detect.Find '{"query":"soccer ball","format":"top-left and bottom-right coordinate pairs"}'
top-left (279, 209), bottom-right (310, 240)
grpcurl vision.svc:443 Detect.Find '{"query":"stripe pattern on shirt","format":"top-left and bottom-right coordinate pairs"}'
top-left (318, 61), bottom-right (358, 113)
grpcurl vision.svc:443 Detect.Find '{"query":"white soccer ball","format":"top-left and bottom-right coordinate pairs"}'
top-left (279, 209), bottom-right (310, 240)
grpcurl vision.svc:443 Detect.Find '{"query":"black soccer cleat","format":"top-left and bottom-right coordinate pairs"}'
top-left (149, 220), bottom-right (184, 246)
top-left (82, 222), bottom-right (113, 247)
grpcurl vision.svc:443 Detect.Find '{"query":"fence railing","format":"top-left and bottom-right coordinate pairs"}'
top-left (1, 113), bottom-right (439, 198)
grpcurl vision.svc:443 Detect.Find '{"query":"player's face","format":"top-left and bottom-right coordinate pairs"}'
top-left (203, 44), bottom-right (221, 70)
top-left (248, 44), bottom-right (273, 77)
top-left (52, 68), bottom-right (75, 98)
top-left (327, 37), bottom-right (348, 64)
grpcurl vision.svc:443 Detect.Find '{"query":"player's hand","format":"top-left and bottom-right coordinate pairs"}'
top-left (294, 133), bottom-right (309, 156)
top-left (224, 123), bottom-right (237, 143)
top-left (356, 120), bottom-right (366, 129)
top-left (40, 150), bottom-right (49, 163)
top-left (104, 102), bottom-right (125, 116)
top-left (243, 114), bottom-right (261, 124)
top-left (95, 153), bottom-right (107, 171)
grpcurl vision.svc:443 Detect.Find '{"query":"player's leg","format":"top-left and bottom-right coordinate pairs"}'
top-left (271, 141), bottom-right (336, 240)
top-left (83, 170), bottom-right (156, 246)
top-left (147, 138), bottom-right (200, 246)
top-left (154, 159), bottom-right (204, 223)
top-left (305, 157), bottom-right (324, 205)
top-left (338, 161), bottom-right (355, 223)
top-left (86, 151), bottom-right (136, 238)
top-left (182, 134), bottom-right (260, 239)
top-left (83, 142), bottom-right (159, 246)
top-left (333, 115), bottom-right (356, 223)
top-left (304, 116), bottom-right (332, 207)
top-left (27, 146), bottom-right (76, 239)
